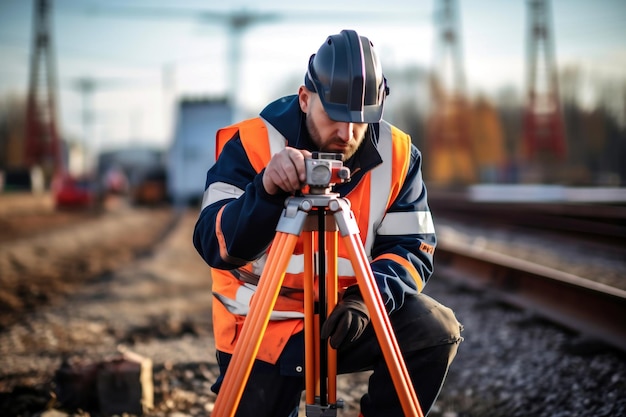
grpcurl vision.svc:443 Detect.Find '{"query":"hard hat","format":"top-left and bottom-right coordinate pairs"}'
top-left (304, 29), bottom-right (389, 123)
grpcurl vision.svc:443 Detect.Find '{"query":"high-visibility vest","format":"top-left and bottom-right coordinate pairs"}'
top-left (211, 117), bottom-right (412, 364)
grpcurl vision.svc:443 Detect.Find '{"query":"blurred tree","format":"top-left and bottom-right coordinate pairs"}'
top-left (494, 86), bottom-right (524, 183)
top-left (560, 65), bottom-right (625, 185)
top-left (469, 96), bottom-right (506, 183)
top-left (0, 95), bottom-right (27, 170)
top-left (382, 66), bottom-right (430, 154)
top-left (393, 96), bottom-right (426, 150)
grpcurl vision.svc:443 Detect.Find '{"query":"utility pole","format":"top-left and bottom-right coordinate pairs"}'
top-left (223, 11), bottom-right (279, 123)
top-left (433, 0), bottom-right (466, 99)
top-left (523, 0), bottom-right (567, 180)
top-left (24, 0), bottom-right (63, 182)
top-left (71, 77), bottom-right (96, 173)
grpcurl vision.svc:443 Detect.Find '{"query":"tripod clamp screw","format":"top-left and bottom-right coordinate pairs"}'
top-left (305, 398), bottom-right (345, 417)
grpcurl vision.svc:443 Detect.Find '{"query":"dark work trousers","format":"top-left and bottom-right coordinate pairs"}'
top-left (212, 292), bottom-right (463, 417)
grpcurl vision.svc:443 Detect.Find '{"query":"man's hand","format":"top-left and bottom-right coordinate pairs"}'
top-left (263, 147), bottom-right (312, 195)
top-left (321, 286), bottom-right (370, 349)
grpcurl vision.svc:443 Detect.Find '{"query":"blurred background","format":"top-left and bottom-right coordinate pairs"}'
top-left (0, 0), bottom-right (624, 207)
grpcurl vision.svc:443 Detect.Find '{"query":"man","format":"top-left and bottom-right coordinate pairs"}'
top-left (193, 29), bottom-right (462, 417)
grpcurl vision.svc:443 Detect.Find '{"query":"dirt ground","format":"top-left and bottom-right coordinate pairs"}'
top-left (0, 193), bottom-right (175, 330)
top-left (3, 191), bottom-right (624, 417)
top-left (0, 193), bottom-right (368, 416)
top-left (0, 193), bottom-right (210, 414)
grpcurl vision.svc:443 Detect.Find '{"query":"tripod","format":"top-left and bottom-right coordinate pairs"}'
top-left (211, 189), bottom-right (424, 417)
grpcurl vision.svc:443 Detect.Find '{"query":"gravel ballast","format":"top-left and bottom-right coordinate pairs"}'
top-left (0, 204), bottom-right (624, 416)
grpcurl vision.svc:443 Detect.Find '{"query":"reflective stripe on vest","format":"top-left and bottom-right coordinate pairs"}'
top-left (202, 117), bottom-right (286, 210)
top-left (364, 120), bottom-right (393, 257)
top-left (209, 118), bottom-right (412, 362)
top-left (212, 120), bottom-right (402, 313)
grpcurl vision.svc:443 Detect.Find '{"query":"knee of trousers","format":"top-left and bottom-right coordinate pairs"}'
top-left (389, 293), bottom-right (463, 353)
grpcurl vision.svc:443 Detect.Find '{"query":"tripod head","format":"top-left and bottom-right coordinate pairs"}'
top-left (304, 152), bottom-right (350, 195)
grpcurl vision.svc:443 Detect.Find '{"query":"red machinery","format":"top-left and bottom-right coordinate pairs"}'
top-left (51, 173), bottom-right (95, 208)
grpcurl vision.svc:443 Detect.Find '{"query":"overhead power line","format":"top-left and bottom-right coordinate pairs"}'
top-left (58, 5), bottom-right (429, 122)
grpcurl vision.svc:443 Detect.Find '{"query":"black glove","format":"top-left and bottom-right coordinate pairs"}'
top-left (321, 286), bottom-right (370, 349)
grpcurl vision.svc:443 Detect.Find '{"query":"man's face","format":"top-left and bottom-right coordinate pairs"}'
top-left (299, 87), bottom-right (368, 161)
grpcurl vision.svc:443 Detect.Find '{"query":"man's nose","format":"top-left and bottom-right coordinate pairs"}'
top-left (336, 122), bottom-right (354, 142)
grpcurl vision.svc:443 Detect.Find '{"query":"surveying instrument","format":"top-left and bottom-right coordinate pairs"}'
top-left (212, 153), bottom-right (424, 417)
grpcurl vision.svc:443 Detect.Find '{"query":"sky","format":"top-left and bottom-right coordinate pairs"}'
top-left (0, 0), bottom-right (625, 161)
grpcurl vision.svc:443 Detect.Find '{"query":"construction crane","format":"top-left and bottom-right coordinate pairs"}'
top-left (24, 0), bottom-right (62, 181)
top-left (23, 0), bottom-right (98, 207)
top-left (426, 0), bottom-right (476, 186)
top-left (523, 0), bottom-right (567, 179)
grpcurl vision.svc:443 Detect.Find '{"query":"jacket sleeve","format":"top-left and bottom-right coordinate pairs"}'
top-left (368, 145), bottom-right (437, 315)
top-left (192, 134), bottom-right (290, 269)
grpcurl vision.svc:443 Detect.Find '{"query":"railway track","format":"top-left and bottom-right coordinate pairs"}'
top-left (428, 186), bottom-right (626, 247)
top-left (435, 239), bottom-right (626, 352)
top-left (429, 186), bottom-right (626, 353)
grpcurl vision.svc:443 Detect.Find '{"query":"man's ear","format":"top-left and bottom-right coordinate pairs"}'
top-left (298, 85), bottom-right (311, 113)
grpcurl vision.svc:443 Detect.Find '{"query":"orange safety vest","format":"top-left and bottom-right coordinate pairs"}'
top-left (211, 117), bottom-right (413, 364)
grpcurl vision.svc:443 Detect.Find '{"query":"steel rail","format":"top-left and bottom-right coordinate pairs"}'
top-left (435, 238), bottom-right (626, 353)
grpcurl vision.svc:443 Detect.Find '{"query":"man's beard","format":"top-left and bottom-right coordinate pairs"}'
top-left (306, 116), bottom-right (364, 161)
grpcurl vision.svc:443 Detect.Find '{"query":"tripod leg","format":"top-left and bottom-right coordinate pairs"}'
top-left (304, 221), bottom-right (340, 416)
top-left (212, 232), bottom-right (300, 417)
top-left (304, 229), bottom-right (338, 408)
top-left (303, 231), bottom-right (317, 404)
top-left (342, 233), bottom-right (425, 417)
top-left (326, 230), bottom-right (338, 405)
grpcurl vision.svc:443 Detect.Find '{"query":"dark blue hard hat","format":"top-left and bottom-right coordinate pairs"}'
top-left (304, 29), bottom-right (389, 123)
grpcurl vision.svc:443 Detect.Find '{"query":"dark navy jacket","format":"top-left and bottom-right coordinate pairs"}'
top-left (193, 94), bottom-right (436, 315)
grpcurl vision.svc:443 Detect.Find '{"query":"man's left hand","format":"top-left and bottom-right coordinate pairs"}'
top-left (321, 287), bottom-right (370, 349)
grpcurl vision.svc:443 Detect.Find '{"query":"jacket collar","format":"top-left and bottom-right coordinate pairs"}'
top-left (259, 95), bottom-right (383, 181)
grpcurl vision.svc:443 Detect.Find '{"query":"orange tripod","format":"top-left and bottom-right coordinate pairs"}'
top-left (211, 190), bottom-right (424, 417)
